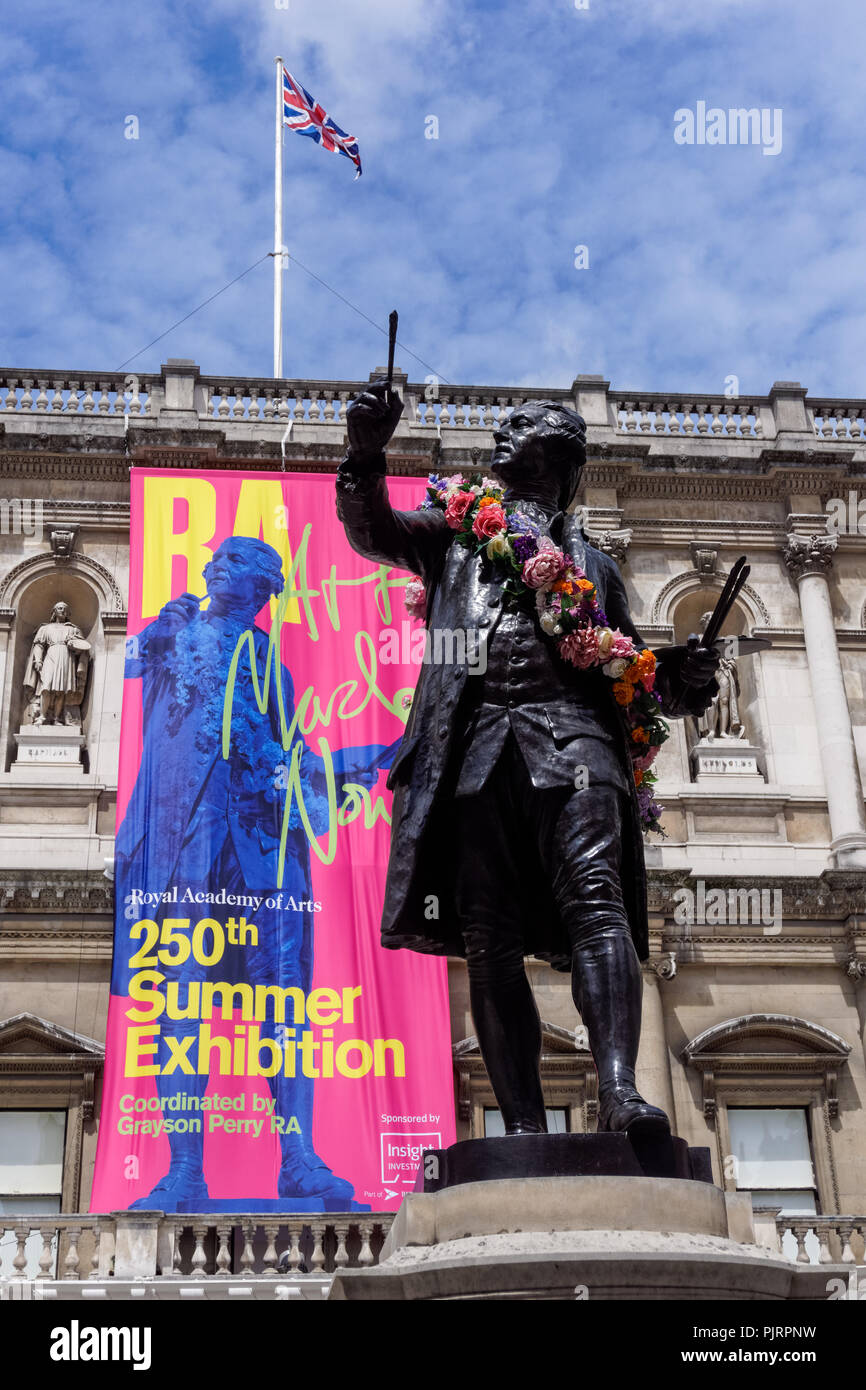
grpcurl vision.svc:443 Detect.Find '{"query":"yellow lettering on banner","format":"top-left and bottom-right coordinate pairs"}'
top-left (141, 477), bottom-right (217, 616)
top-left (234, 479), bottom-right (300, 624)
top-left (125, 1025), bottom-right (160, 1077)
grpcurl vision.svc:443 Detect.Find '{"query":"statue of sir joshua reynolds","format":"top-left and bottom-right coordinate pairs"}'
top-left (336, 384), bottom-right (721, 1138)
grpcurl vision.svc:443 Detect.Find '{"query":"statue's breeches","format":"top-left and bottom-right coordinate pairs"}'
top-left (451, 732), bottom-right (630, 974)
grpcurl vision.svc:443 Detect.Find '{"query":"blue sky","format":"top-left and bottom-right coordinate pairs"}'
top-left (2, 0), bottom-right (865, 397)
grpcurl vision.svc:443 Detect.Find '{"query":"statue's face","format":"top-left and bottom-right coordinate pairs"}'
top-left (52, 603), bottom-right (69, 622)
top-left (490, 402), bottom-right (580, 502)
top-left (203, 541), bottom-right (272, 611)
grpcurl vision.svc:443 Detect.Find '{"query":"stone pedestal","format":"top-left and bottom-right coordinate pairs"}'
top-left (329, 1136), bottom-right (820, 1301)
top-left (11, 724), bottom-right (85, 779)
top-left (690, 737), bottom-right (764, 786)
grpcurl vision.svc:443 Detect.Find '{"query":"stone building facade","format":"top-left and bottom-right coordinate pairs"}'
top-left (0, 360), bottom-right (864, 1288)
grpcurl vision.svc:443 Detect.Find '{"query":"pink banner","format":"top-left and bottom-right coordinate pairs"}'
top-left (91, 468), bottom-right (454, 1214)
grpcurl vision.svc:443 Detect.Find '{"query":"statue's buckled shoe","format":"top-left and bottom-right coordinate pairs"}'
top-left (597, 1086), bottom-right (670, 1138)
top-left (278, 1151), bottom-right (354, 1203)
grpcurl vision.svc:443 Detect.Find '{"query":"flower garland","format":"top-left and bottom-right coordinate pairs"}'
top-left (406, 473), bottom-right (670, 833)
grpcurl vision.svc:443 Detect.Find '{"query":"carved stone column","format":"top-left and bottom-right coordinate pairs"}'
top-left (784, 532), bottom-right (866, 868)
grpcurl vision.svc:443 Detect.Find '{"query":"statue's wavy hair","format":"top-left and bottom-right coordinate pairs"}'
top-left (205, 537), bottom-right (286, 606)
top-left (531, 400), bottom-right (587, 511)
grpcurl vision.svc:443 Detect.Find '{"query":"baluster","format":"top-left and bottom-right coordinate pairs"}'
top-left (3, 378), bottom-right (17, 411)
top-left (240, 1222), bottom-right (257, 1276)
top-left (791, 1222), bottom-right (810, 1264)
top-left (97, 383), bottom-right (111, 413)
top-left (838, 1222), bottom-right (855, 1264)
top-left (12, 1224), bottom-right (29, 1278)
top-left (468, 396), bottom-right (480, 427)
top-left (438, 399), bottom-right (452, 429)
top-left (37, 1225), bottom-right (55, 1279)
top-left (81, 381), bottom-right (95, 413)
top-left (172, 1223), bottom-right (185, 1276)
top-left (709, 407), bottom-right (723, 435)
top-left (695, 404), bottom-right (709, 434)
top-left (357, 1220), bottom-right (374, 1267)
top-left (621, 402), bottom-right (636, 433)
top-left (333, 1222), bottom-right (350, 1270)
top-left (338, 391), bottom-right (349, 425)
top-left (128, 381), bottom-right (142, 415)
top-left (309, 1220), bottom-right (326, 1273)
top-left (816, 1223), bottom-right (834, 1265)
top-left (20, 379), bottom-right (34, 412)
top-left (681, 401), bottom-right (695, 435)
top-left (638, 405), bottom-right (652, 433)
top-left (190, 1223), bottom-right (208, 1277)
top-left (215, 1223), bottom-right (232, 1276)
top-left (323, 393), bottom-right (335, 423)
top-left (277, 391), bottom-right (290, 421)
top-left (292, 391), bottom-right (305, 424)
top-left (723, 404), bottom-right (738, 435)
top-left (261, 1221), bottom-right (280, 1277)
top-left (215, 388), bottom-right (230, 419)
top-left (668, 401), bottom-right (683, 435)
top-left (263, 391), bottom-right (276, 421)
top-left (64, 382), bottom-right (79, 413)
top-left (63, 1226), bottom-right (82, 1279)
top-left (88, 1225), bottom-right (102, 1278)
top-left (34, 379), bottom-right (49, 412)
top-left (284, 1222), bottom-right (302, 1274)
top-left (51, 381), bottom-right (65, 411)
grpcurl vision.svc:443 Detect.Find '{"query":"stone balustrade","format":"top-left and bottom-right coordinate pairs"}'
top-left (0, 363), bottom-right (864, 449)
top-left (0, 1212), bottom-right (394, 1289)
top-left (776, 1214), bottom-right (866, 1265)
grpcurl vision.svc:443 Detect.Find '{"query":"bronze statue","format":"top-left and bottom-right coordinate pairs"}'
top-left (23, 601), bottom-right (90, 726)
top-left (336, 384), bottom-right (720, 1138)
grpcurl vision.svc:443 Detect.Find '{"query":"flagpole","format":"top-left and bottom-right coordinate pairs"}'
top-left (273, 55), bottom-right (284, 379)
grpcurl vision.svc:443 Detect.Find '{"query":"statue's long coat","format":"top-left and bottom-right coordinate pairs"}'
top-left (337, 469), bottom-right (669, 971)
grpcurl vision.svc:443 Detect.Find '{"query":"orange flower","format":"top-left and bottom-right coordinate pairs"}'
top-left (478, 495), bottom-right (498, 508)
top-left (613, 681), bottom-right (632, 706)
top-left (631, 727), bottom-right (650, 744)
top-left (552, 578), bottom-right (574, 593)
top-left (634, 769), bottom-right (645, 787)
top-left (576, 578), bottom-right (595, 593)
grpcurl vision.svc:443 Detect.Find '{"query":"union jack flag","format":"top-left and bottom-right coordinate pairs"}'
top-left (281, 65), bottom-right (362, 178)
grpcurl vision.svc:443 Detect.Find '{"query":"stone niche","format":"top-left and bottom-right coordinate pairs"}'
top-left (5, 572), bottom-right (100, 776)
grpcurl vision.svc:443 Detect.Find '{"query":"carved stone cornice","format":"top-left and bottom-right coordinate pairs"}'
top-left (0, 869), bottom-right (113, 914)
top-left (783, 532), bottom-right (838, 582)
top-left (646, 868), bottom-right (866, 922)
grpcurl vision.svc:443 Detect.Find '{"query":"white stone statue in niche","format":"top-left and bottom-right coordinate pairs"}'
top-left (22, 601), bottom-right (91, 727)
top-left (693, 611), bottom-right (745, 740)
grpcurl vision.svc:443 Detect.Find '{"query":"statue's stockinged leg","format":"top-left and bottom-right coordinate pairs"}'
top-left (464, 940), bottom-right (548, 1135)
top-left (570, 927), bottom-right (669, 1136)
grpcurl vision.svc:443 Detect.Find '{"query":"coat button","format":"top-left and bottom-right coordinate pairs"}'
top-left (487, 595), bottom-right (500, 608)
top-left (507, 698), bottom-right (517, 708)
top-left (479, 616), bottom-right (490, 627)
top-left (439, 725), bottom-right (448, 739)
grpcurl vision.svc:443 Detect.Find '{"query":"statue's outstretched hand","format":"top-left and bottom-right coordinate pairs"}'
top-left (346, 380), bottom-right (403, 460)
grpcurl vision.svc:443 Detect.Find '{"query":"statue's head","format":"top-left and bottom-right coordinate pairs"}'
top-left (203, 537), bottom-right (285, 613)
top-left (489, 400), bottom-right (586, 510)
top-left (699, 611), bottom-right (714, 632)
top-left (51, 602), bottom-right (70, 623)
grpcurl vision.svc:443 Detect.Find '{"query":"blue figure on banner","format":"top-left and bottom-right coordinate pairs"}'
top-left (113, 536), bottom-right (397, 1211)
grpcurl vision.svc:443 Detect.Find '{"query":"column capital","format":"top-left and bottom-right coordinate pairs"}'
top-left (783, 531), bottom-right (837, 582)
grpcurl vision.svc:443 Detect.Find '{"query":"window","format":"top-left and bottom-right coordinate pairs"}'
top-left (483, 1107), bottom-right (570, 1137)
top-left (727, 1107), bottom-right (819, 1261)
top-left (0, 1111), bottom-right (66, 1278)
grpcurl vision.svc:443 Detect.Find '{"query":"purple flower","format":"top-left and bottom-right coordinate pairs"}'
top-left (512, 533), bottom-right (539, 563)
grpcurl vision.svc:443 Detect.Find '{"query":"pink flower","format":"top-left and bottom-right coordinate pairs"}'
top-left (404, 576), bottom-right (427, 621)
top-left (608, 629), bottom-right (637, 659)
top-left (472, 503), bottom-right (507, 540)
top-left (522, 539), bottom-right (566, 589)
top-left (444, 491), bottom-right (475, 528)
top-left (632, 747), bottom-right (661, 773)
top-left (559, 627), bottom-right (601, 669)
